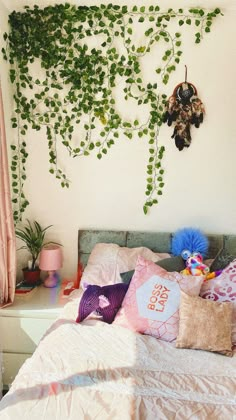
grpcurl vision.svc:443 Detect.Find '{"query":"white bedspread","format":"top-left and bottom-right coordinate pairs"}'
top-left (0, 301), bottom-right (236, 419)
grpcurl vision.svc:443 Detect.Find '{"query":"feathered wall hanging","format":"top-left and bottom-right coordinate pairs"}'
top-left (163, 66), bottom-right (205, 151)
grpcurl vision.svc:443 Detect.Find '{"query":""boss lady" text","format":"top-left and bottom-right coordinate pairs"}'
top-left (147, 284), bottom-right (170, 312)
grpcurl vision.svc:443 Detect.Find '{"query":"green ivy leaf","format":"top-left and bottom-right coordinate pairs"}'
top-left (138, 16), bottom-right (144, 23)
top-left (143, 205), bottom-right (148, 214)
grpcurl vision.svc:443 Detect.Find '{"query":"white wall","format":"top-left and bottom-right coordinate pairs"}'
top-left (1, 0), bottom-right (236, 280)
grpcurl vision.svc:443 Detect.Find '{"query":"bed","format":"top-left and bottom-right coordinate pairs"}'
top-left (0, 229), bottom-right (236, 419)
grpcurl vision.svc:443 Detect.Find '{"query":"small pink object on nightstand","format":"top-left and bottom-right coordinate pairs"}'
top-left (39, 245), bottom-right (63, 288)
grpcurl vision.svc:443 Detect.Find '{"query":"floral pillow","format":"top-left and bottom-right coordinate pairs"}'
top-left (200, 259), bottom-right (236, 344)
top-left (113, 256), bottom-right (204, 342)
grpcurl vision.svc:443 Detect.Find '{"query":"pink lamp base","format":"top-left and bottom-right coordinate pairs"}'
top-left (44, 271), bottom-right (59, 288)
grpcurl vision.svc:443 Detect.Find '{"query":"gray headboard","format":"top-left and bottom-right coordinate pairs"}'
top-left (78, 229), bottom-right (236, 266)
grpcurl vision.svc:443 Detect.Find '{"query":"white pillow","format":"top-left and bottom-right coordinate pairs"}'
top-left (81, 243), bottom-right (170, 287)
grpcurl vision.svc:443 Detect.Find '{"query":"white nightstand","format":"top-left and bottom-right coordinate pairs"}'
top-left (0, 285), bottom-right (66, 390)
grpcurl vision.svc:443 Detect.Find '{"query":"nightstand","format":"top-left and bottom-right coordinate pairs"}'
top-left (0, 285), bottom-right (66, 390)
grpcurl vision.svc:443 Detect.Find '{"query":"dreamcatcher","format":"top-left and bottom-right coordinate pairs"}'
top-left (163, 66), bottom-right (205, 151)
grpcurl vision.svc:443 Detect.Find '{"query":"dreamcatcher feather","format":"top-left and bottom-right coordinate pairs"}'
top-left (163, 68), bottom-right (205, 151)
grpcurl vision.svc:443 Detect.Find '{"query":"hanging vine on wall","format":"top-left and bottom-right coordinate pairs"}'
top-left (2, 4), bottom-right (222, 222)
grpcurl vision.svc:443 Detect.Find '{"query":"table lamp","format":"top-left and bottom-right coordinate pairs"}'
top-left (39, 245), bottom-right (63, 288)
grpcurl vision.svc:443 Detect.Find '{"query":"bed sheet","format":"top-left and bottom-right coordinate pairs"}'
top-left (0, 295), bottom-right (236, 420)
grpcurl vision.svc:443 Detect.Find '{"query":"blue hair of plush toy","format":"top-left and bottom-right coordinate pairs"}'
top-left (171, 227), bottom-right (209, 257)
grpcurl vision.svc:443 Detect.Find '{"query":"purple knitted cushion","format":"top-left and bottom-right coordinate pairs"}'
top-left (76, 283), bottom-right (129, 324)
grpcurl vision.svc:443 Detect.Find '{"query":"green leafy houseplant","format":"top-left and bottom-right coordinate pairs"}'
top-left (15, 220), bottom-right (61, 282)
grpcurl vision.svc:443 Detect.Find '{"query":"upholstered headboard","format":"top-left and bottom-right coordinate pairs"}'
top-left (78, 229), bottom-right (236, 266)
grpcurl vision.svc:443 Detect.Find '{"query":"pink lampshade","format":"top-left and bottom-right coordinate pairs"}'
top-left (39, 245), bottom-right (63, 271)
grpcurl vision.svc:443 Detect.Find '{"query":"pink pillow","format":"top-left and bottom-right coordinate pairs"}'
top-left (81, 243), bottom-right (170, 286)
top-left (113, 256), bottom-right (204, 342)
top-left (200, 259), bottom-right (236, 344)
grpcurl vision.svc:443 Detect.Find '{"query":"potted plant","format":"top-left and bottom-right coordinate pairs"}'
top-left (15, 220), bottom-right (61, 285)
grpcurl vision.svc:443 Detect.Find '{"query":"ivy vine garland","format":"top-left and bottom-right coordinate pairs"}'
top-left (2, 3), bottom-right (222, 222)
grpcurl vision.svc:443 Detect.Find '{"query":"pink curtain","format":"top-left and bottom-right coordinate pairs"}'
top-left (0, 82), bottom-right (16, 306)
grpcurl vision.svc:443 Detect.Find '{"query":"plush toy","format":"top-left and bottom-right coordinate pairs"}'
top-left (205, 270), bottom-right (222, 280)
top-left (171, 227), bottom-right (221, 280)
top-left (181, 251), bottom-right (210, 276)
top-left (76, 282), bottom-right (129, 324)
top-left (172, 227), bottom-right (209, 258)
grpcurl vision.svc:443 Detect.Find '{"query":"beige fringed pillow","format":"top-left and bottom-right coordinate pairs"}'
top-left (176, 291), bottom-right (233, 356)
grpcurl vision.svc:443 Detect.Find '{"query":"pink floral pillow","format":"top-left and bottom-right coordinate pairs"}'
top-left (200, 259), bottom-right (236, 344)
top-left (113, 256), bottom-right (204, 342)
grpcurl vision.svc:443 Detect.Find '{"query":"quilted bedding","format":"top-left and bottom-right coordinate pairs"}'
top-left (0, 303), bottom-right (236, 420)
